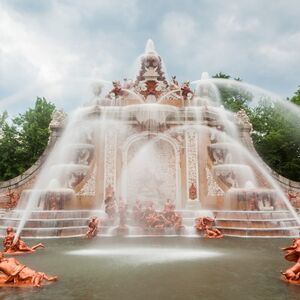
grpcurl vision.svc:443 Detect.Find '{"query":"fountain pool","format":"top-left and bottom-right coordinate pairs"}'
top-left (0, 237), bottom-right (298, 300)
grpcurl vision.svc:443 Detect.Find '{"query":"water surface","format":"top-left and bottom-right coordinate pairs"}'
top-left (0, 237), bottom-right (298, 300)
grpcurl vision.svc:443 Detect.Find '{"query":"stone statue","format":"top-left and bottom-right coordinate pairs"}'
top-left (195, 217), bottom-right (223, 239)
top-left (281, 238), bottom-right (300, 284)
top-left (181, 81), bottom-right (193, 101)
top-left (0, 252), bottom-right (57, 287)
top-left (104, 196), bottom-right (116, 220)
top-left (49, 109), bottom-right (67, 129)
top-left (163, 199), bottom-right (175, 212)
top-left (169, 76), bottom-right (180, 91)
top-left (109, 80), bottom-right (123, 98)
top-left (136, 199), bottom-right (184, 233)
top-left (85, 217), bottom-right (99, 239)
top-left (3, 227), bottom-right (44, 254)
top-left (5, 190), bottom-right (20, 209)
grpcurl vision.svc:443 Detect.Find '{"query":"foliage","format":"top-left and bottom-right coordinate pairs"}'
top-left (213, 73), bottom-right (300, 181)
top-left (212, 73), bottom-right (253, 113)
top-left (290, 86), bottom-right (300, 106)
top-left (250, 100), bottom-right (300, 181)
top-left (0, 98), bottom-right (55, 181)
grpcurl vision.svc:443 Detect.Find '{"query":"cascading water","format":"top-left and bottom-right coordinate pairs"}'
top-left (6, 39), bottom-right (299, 240)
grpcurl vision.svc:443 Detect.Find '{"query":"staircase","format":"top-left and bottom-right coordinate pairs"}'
top-left (0, 209), bottom-right (299, 238)
top-left (213, 210), bottom-right (300, 237)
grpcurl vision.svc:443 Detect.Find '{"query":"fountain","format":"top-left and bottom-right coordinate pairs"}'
top-left (0, 39), bottom-right (299, 240)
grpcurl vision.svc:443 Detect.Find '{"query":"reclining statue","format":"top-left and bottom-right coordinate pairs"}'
top-left (281, 238), bottom-right (300, 284)
top-left (3, 227), bottom-right (44, 254)
top-left (0, 252), bottom-right (57, 287)
top-left (195, 217), bottom-right (223, 239)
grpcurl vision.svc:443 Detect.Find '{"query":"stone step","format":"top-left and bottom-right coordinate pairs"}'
top-left (220, 227), bottom-right (300, 237)
top-left (215, 219), bottom-right (298, 228)
top-left (212, 210), bottom-right (293, 220)
top-left (0, 218), bottom-right (89, 228)
top-left (3, 210), bottom-right (104, 219)
top-left (0, 209), bottom-right (298, 238)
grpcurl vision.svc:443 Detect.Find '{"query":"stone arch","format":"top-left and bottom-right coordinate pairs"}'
top-left (120, 132), bottom-right (181, 208)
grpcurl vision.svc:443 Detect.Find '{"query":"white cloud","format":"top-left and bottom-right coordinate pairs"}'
top-left (161, 12), bottom-right (197, 48)
top-left (0, 0), bottom-right (139, 114)
top-left (216, 15), bottom-right (259, 34)
top-left (1, 0), bottom-right (300, 114)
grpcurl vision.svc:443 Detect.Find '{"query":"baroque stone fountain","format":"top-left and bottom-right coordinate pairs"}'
top-left (0, 39), bottom-right (299, 239)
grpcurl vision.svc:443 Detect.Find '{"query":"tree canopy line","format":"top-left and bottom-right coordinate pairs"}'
top-left (0, 76), bottom-right (299, 182)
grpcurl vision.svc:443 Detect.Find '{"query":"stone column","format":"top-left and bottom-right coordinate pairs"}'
top-left (103, 130), bottom-right (118, 200)
top-left (185, 129), bottom-right (200, 207)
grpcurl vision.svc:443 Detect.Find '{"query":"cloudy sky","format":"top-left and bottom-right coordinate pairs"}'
top-left (1, 0), bottom-right (300, 116)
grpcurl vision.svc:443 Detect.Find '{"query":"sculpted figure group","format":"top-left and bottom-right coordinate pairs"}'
top-left (133, 199), bottom-right (184, 233)
top-left (194, 216), bottom-right (223, 239)
top-left (0, 227), bottom-right (57, 287)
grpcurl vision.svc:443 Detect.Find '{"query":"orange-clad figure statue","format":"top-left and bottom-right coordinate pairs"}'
top-left (0, 252), bottom-right (57, 287)
top-left (3, 227), bottom-right (44, 254)
top-left (204, 225), bottom-right (224, 239)
top-left (172, 212), bottom-right (184, 232)
top-left (195, 217), bottom-right (214, 231)
top-left (5, 190), bottom-right (20, 210)
top-left (281, 238), bottom-right (300, 284)
top-left (195, 217), bottom-right (223, 239)
top-left (85, 217), bottom-right (99, 239)
top-left (163, 199), bottom-right (175, 213)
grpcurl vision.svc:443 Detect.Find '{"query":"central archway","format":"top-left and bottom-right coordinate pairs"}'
top-left (120, 132), bottom-right (181, 208)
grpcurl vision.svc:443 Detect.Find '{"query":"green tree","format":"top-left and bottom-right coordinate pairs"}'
top-left (212, 73), bottom-right (253, 112)
top-left (250, 99), bottom-right (300, 181)
top-left (212, 73), bottom-right (300, 181)
top-left (0, 97), bottom-right (55, 181)
top-left (290, 86), bottom-right (300, 106)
